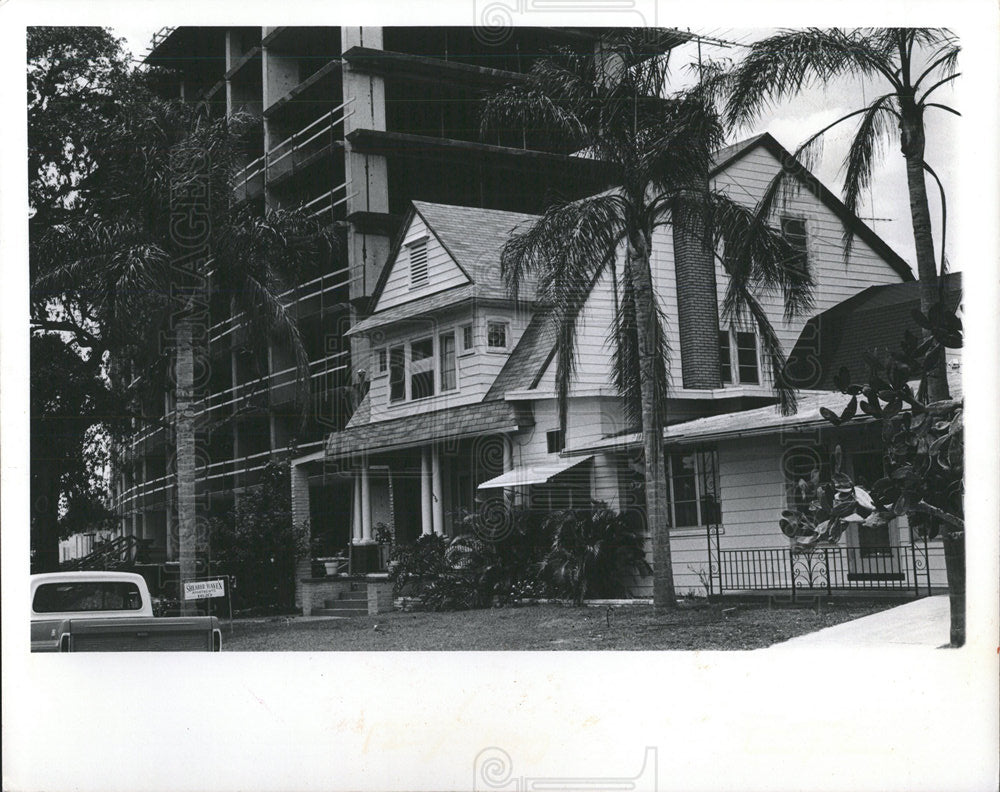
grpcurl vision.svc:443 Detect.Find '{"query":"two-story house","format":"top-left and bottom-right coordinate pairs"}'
top-left (292, 133), bottom-right (954, 606)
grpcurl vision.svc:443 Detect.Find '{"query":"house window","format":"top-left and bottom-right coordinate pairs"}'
top-left (546, 429), bottom-right (565, 454)
top-left (408, 239), bottom-right (429, 289)
top-left (736, 331), bottom-right (759, 384)
top-left (487, 320), bottom-right (509, 349)
top-left (666, 450), bottom-right (720, 529)
top-left (718, 332), bottom-right (732, 385)
top-left (781, 216), bottom-right (808, 272)
top-left (410, 337), bottom-right (434, 399)
top-left (389, 346), bottom-right (405, 402)
top-left (374, 348), bottom-right (387, 375)
top-left (439, 331), bottom-right (456, 391)
top-left (461, 324), bottom-right (474, 352)
top-left (719, 329), bottom-right (760, 385)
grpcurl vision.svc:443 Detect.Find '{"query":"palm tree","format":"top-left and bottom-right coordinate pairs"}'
top-left (481, 31), bottom-right (813, 609)
top-left (726, 27), bottom-right (959, 402)
top-left (31, 97), bottom-right (337, 608)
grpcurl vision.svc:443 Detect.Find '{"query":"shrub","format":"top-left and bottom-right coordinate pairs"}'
top-left (210, 461), bottom-right (309, 612)
top-left (388, 506), bottom-right (552, 611)
top-left (538, 503), bottom-right (651, 605)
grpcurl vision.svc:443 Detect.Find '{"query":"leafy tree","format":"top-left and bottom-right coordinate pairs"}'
top-left (31, 84), bottom-right (340, 608)
top-left (780, 302), bottom-right (964, 645)
top-left (27, 26), bottom-right (132, 224)
top-left (27, 28), bottom-right (138, 569)
top-left (30, 334), bottom-right (115, 571)
top-left (481, 30), bottom-right (812, 609)
top-left (726, 27), bottom-right (960, 402)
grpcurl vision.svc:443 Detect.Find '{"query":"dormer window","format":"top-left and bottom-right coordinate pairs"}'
top-left (408, 238), bottom-right (429, 289)
top-left (487, 320), bottom-right (509, 350)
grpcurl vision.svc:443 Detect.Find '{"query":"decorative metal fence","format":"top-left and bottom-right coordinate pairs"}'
top-left (718, 543), bottom-right (933, 598)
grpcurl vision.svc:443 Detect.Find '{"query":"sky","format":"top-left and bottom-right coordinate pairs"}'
top-left (112, 25), bottom-right (960, 275)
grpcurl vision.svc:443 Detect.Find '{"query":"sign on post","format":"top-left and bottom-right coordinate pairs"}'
top-left (183, 579), bottom-right (226, 600)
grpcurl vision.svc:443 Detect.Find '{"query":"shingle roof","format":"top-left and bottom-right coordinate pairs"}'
top-left (485, 310), bottom-right (559, 399)
top-left (564, 391), bottom-right (862, 454)
top-left (785, 272), bottom-right (962, 390)
top-left (326, 399), bottom-right (529, 459)
top-left (710, 134), bottom-right (766, 172)
top-left (347, 284), bottom-right (477, 336)
top-left (412, 201), bottom-right (540, 301)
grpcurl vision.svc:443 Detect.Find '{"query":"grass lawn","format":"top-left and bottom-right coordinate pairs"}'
top-left (224, 599), bottom-right (896, 651)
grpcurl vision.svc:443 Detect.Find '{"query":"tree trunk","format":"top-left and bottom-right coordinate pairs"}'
top-left (901, 104), bottom-right (960, 646)
top-left (175, 316), bottom-right (200, 614)
top-left (900, 106), bottom-right (950, 403)
top-left (31, 465), bottom-right (61, 573)
top-left (942, 531), bottom-right (965, 647)
top-left (629, 234), bottom-right (677, 610)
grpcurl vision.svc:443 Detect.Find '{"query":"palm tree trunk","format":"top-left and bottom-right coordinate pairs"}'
top-left (901, 105), bottom-right (960, 644)
top-left (942, 531), bottom-right (965, 647)
top-left (175, 315), bottom-right (199, 614)
top-left (901, 108), bottom-right (949, 403)
top-left (629, 235), bottom-right (677, 610)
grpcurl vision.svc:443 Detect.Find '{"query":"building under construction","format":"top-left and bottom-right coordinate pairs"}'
top-left (112, 26), bottom-right (680, 565)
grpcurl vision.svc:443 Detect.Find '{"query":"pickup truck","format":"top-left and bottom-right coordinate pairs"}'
top-left (31, 571), bottom-right (222, 652)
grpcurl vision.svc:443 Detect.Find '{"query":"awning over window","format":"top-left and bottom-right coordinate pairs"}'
top-left (477, 456), bottom-right (592, 489)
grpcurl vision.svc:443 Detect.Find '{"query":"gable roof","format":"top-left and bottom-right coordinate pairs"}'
top-left (710, 132), bottom-right (914, 282)
top-left (785, 272), bottom-right (962, 390)
top-left (363, 201), bottom-right (540, 322)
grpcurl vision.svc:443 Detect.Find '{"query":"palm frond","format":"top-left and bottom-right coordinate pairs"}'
top-left (841, 97), bottom-right (898, 262)
top-left (709, 192), bottom-right (814, 323)
top-left (726, 28), bottom-right (899, 129)
top-left (500, 193), bottom-right (627, 429)
top-left (727, 289), bottom-right (797, 415)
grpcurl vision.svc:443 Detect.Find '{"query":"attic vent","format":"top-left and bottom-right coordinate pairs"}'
top-left (408, 239), bottom-right (428, 289)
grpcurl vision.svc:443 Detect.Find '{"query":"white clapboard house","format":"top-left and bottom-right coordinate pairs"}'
top-left (292, 133), bottom-right (957, 604)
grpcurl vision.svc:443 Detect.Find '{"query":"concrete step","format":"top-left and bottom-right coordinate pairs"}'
top-left (338, 591), bottom-right (368, 601)
top-left (321, 600), bottom-right (368, 614)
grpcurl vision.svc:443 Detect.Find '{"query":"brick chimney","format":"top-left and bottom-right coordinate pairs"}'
top-left (672, 197), bottom-right (722, 389)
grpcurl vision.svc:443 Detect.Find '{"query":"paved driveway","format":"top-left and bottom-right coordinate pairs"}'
top-left (766, 595), bottom-right (950, 648)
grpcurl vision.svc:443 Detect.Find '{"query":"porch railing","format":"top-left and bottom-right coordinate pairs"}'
top-left (717, 543), bottom-right (933, 598)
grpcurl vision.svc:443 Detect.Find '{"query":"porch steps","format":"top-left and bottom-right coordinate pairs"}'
top-left (312, 583), bottom-right (368, 617)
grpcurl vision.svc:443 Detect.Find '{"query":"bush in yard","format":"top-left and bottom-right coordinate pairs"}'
top-left (388, 533), bottom-right (448, 602)
top-left (210, 461), bottom-right (309, 613)
top-left (784, 300), bottom-right (965, 645)
top-left (389, 507), bottom-right (552, 610)
top-left (538, 503), bottom-right (652, 605)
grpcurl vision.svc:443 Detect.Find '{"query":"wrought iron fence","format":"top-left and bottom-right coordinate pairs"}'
top-left (718, 543), bottom-right (933, 597)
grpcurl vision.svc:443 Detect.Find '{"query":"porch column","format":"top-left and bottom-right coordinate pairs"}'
top-left (502, 435), bottom-right (513, 505)
top-left (420, 447), bottom-right (433, 535)
top-left (352, 470), bottom-right (363, 544)
top-left (431, 444), bottom-right (444, 536)
top-left (360, 456), bottom-right (373, 543)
